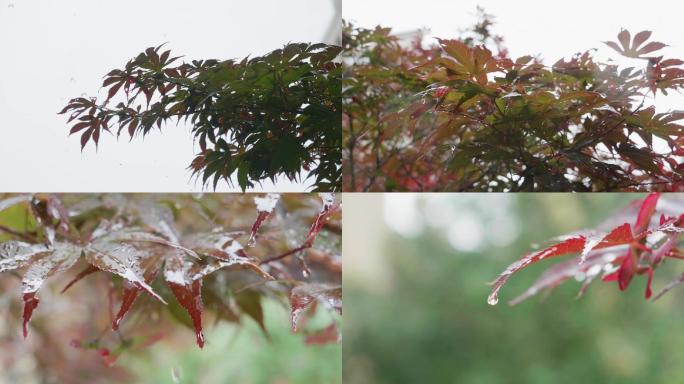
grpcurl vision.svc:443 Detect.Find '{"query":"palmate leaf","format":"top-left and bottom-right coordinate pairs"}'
top-left (96, 227), bottom-right (272, 347)
top-left (436, 38), bottom-right (499, 84)
top-left (86, 239), bottom-right (166, 303)
top-left (489, 193), bottom-right (684, 306)
top-left (162, 233), bottom-right (273, 347)
top-left (1, 241), bottom-right (80, 337)
top-left (603, 29), bottom-right (668, 58)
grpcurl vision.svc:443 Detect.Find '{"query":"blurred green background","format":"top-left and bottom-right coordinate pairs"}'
top-left (343, 193), bottom-right (684, 384)
top-left (122, 301), bottom-right (341, 384)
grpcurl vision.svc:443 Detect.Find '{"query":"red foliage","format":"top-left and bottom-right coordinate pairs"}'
top-left (344, 16), bottom-right (684, 192)
top-left (0, 193), bottom-right (342, 365)
top-left (490, 193), bottom-right (684, 305)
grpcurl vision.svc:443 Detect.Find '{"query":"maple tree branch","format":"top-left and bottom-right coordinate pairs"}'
top-left (345, 111), bottom-right (357, 190)
top-left (259, 245), bottom-right (308, 265)
top-left (0, 225), bottom-right (36, 242)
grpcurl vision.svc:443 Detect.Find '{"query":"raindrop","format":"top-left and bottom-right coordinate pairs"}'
top-left (249, 193), bottom-right (280, 246)
top-left (501, 91), bottom-right (522, 98)
top-left (580, 233), bottom-right (602, 264)
top-left (297, 254), bottom-right (310, 278)
top-left (319, 193), bottom-right (335, 208)
top-left (171, 367), bottom-right (182, 383)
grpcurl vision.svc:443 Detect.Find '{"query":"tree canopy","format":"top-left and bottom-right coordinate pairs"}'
top-left (343, 11), bottom-right (684, 192)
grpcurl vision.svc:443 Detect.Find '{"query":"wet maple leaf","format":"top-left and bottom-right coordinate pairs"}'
top-left (248, 193), bottom-right (280, 246)
top-left (489, 193), bottom-right (684, 306)
top-left (290, 283), bottom-right (342, 339)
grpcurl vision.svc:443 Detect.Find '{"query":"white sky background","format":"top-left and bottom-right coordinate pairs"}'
top-left (0, 0), bottom-right (340, 192)
top-left (344, 0), bottom-right (684, 112)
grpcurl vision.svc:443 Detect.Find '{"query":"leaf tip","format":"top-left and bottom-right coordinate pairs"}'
top-left (21, 292), bottom-right (39, 338)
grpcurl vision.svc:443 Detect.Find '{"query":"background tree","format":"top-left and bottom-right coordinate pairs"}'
top-left (343, 11), bottom-right (684, 191)
top-left (60, 43), bottom-right (342, 192)
top-left (0, 193), bottom-right (341, 381)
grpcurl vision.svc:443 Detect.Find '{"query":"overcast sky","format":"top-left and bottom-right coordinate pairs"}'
top-left (0, 0), bottom-right (339, 192)
top-left (344, 0), bottom-right (684, 112)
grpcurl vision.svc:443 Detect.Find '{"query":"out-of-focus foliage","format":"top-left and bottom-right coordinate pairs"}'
top-left (0, 193), bottom-right (341, 381)
top-left (343, 9), bottom-right (684, 192)
top-left (121, 300), bottom-right (341, 384)
top-left (60, 43), bottom-right (342, 192)
top-left (345, 194), bottom-right (684, 384)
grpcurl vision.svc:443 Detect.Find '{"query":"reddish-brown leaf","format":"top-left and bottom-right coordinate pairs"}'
top-left (632, 30), bottom-right (652, 50)
top-left (127, 119), bottom-right (138, 137)
top-left (618, 249), bottom-right (636, 291)
top-left (638, 41), bottom-right (668, 56)
top-left (248, 193), bottom-right (280, 246)
top-left (488, 236), bottom-right (586, 305)
top-left (85, 241), bottom-right (165, 304)
top-left (113, 259), bottom-right (161, 331)
top-left (580, 223), bottom-right (634, 263)
top-left (102, 76), bottom-right (121, 87)
top-left (290, 284), bottom-right (342, 332)
top-left (167, 280), bottom-right (204, 348)
top-left (604, 41), bottom-right (623, 54)
top-left (617, 29), bottom-right (631, 51)
top-left (661, 59), bottom-right (684, 67)
top-left (69, 122), bottom-right (91, 135)
top-left (80, 128), bottom-right (93, 150)
top-left (92, 123), bottom-right (101, 146)
top-left (20, 243), bottom-right (82, 336)
top-left (305, 323), bottom-right (340, 345)
top-left (61, 264), bottom-right (99, 293)
top-left (644, 267), bottom-right (654, 298)
top-left (634, 192), bottom-right (660, 235)
top-left (22, 293), bottom-right (39, 338)
top-left (106, 81), bottom-right (124, 102)
top-left (303, 195), bottom-right (340, 248)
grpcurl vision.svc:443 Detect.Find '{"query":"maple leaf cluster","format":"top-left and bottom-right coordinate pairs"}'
top-left (59, 43), bottom-right (342, 192)
top-left (489, 192), bottom-right (684, 306)
top-left (0, 193), bottom-right (341, 365)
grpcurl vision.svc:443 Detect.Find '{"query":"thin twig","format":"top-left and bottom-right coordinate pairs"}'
top-left (0, 225), bottom-right (36, 242)
top-left (259, 245), bottom-right (308, 265)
